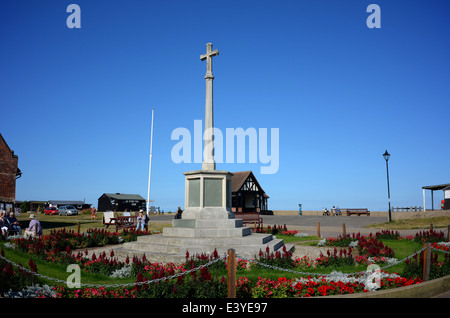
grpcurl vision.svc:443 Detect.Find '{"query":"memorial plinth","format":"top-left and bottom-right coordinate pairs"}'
top-left (164, 170), bottom-right (249, 238)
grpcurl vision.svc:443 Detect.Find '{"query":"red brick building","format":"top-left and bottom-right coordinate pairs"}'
top-left (0, 133), bottom-right (21, 212)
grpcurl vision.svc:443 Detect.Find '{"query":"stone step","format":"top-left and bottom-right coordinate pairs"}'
top-left (162, 226), bottom-right (252, 238)
top-left (113, 242), bottom-right (295, 265)
top-left (173, 218), bottom-right (244, 228)
top-left (136, 233), bottom-right (275, 245)
top-left (122, 239), bottom-right (282, 255)
top-left (113, 233), bottom-right (294, 264)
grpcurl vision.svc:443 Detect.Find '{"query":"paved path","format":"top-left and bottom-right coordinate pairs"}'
top-left (149, 214), bottom-right (434, 238)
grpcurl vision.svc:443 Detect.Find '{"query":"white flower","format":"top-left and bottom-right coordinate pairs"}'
top-left (317, 239), bottom-right (326, 246)
top-left (110, 265), bottom-right (132, 278)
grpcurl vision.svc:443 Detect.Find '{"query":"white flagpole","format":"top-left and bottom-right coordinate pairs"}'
top-left (147, 108), bottom-right (154, 214)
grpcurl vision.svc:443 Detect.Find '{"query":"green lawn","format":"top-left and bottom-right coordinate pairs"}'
top-left (2, 214), bottom-right (445, 289)
top-left (15, 212), bottom-right (170, 234)
top-left (367, 216), bottom-right (450, 230)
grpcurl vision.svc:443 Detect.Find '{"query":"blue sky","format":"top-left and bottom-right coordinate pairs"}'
top-left (1, 0), bottom-right (449, 212)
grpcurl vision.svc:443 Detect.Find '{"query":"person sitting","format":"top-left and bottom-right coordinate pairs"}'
top-left (24, 214), bottom-right (42, 238)
top-left (174, 207), bottom-right (183, 219)
top-left (6, 211), bottom-right (21, 235)
top-left (0, 211), bottom-right (9, 238)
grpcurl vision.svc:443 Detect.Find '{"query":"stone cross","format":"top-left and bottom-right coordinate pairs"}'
top-left (200, 43), bottom-right (219, 171)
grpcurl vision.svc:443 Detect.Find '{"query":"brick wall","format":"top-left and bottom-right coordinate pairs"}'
top-left (0, 134), bottom-right (18, 203)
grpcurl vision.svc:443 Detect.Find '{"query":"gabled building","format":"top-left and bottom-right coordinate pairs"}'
top-left (47, 200), bottom-right (91, 210)
top-left (98, 193), bottom-right (146, 212)
top-left (231, 171), bottom-right (270, 214)
top-left (0, 133), bottom-right (21, 212)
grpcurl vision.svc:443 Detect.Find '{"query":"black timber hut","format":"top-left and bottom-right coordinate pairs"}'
top-left (98, 193), bottom-right (146, 212)
top-left (231, 171), bottom-right (270, 214)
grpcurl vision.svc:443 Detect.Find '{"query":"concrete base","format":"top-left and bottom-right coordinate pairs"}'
top-left (114, 211), bottom-right (293, 264)
top-left (182, 206), bottom-right (234, 220)
top-left (113, 167), bottom-right (293, 264)
top-left (113, 232), bottom-right (292, 264)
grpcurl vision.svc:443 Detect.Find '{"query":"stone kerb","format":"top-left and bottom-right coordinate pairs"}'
top-left (325, 274), bottom-right (450, 298)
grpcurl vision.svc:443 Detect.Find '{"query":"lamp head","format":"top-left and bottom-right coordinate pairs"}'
top-left (383, 150), bottom-right (390, 161)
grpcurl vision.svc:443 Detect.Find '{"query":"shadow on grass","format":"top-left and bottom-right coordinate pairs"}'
top-left (20, 220), bottom-right (78, 231)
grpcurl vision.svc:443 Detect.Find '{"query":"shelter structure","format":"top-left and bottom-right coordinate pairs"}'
top-left (231, 171), bottom-right (269, 213)
top-left (422, 183), bottom-right (450, 211)
top-left (98, 193), bottom-right (146, 212)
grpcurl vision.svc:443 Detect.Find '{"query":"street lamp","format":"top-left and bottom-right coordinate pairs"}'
top-left (383, 150), bottom-right (391, 222)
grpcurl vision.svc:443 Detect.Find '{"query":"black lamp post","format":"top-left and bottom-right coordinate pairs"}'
top-left (383, 150), bottom-right (391, 222)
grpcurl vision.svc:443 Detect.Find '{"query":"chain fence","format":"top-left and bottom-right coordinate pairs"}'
top-left (1, 240), bottom-right (449, 291)
top-left (0, 253), bottom-right (226, 289)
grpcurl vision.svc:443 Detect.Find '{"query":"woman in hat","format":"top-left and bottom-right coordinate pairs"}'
top-left (24, 213), bottom-right (42, 238)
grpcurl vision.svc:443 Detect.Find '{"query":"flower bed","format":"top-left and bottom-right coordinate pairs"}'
top-left (38, 269), bottom-right (422, 299)
top-left (402, 241), bottom-right (450, 280)
top-left (319, 232), bottom-right (394, 258)
top-left (2, 228), bottom-right (449, 298)
top-left (413, 229), bottom-right (447, 243)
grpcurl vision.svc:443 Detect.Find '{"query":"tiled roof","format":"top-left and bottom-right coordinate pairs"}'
top-left (231, 171), bottom-right (268, 197)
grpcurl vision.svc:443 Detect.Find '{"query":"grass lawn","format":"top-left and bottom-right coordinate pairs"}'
top-left (15, 212), bottom-right (170, 234)
top-left (367, 216), bottom-right (450, 230)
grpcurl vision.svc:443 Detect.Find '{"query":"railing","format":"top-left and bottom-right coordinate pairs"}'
top-left (393, 206), bottom-right (423, 212)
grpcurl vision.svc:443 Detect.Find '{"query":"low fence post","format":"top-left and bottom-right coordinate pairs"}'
top-left (227, 249), bottom-right (236, 298)
top-left (448, 225), bottom-right (450, 241)
top-left (317, 222), bottom-right (320, 238)
top-left (423, 242), bottom-right (431, 282)
top-left (342, 223), bottom-right (346, 236)
top-left (77, 222), bottom-right (81, 234)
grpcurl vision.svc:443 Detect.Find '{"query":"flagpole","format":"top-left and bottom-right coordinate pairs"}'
top-left (147, 108), bottom-right (154, 214)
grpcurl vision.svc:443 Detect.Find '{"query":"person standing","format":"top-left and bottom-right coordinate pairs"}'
top-left (136, 211), bottom-right (145, 231)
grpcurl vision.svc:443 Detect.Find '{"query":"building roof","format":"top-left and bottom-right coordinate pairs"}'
top-left (0, 133), bottom-right (16, 157)
top-left (48, 200), bottom-right (90, 206)
top-left (0, 133), bottom-right (21, 178)
top-left (231, 171), bottom-right (268, 197)
top-left (231, 171), bottom-right (252, 192)
top-left (102, 193), bottom-right (146, 200)
top-left (422, 183), bottom-right (450, 191)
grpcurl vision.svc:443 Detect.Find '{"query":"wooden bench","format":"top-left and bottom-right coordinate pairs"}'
top-left (102, 212), bottom-right (139, 231)
top-left (331, 208), bottom-right (342, 216)
top-left (234, 212), bottom-right (263, 230)
top-left (102, 211), bottom-right (116, 228)
top-left (8, 227), bottom-right (22, 236)
top-left (110, 216), bottom-right (139, 230)
top-left (345, 208), bottom-right (370, 216)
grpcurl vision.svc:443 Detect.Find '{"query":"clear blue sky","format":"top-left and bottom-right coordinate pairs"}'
top-left (1, 0), bottom-right (449, 212)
